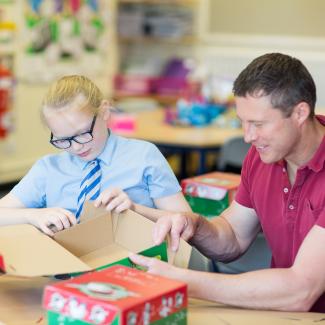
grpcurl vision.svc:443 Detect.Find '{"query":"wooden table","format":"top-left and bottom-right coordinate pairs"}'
top-left (113, 109), bottom-right (243, 176)
top-left (1, 275), bottom-right (324, 325)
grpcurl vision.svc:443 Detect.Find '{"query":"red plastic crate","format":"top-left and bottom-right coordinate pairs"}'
top-left (114, 74), bottom-right (153, 96)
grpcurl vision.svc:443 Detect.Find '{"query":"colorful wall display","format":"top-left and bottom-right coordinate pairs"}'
top-left (21, 0), bottom-right (110, 83)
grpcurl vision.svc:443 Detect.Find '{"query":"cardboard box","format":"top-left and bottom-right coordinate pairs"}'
top-left (181, 172), bottom-right (241, 218)
top-left (0, 203), bottom-right (191, 277)
top-left (43, 265), bottom-right (187, 325)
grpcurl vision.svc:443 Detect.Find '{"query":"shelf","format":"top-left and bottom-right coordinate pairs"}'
top-left (119, 35), bottom-right (197, 45)
top-left (0, 44), bottom-right (15, 55)
top-left (118, 0), bottom-right (198, 5)
top-left (113, 92), bottom-right (180, 105)
top-left (115, 0), bottom-right (200, 107)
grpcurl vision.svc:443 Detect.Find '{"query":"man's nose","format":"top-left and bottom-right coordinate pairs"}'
top-left (243, 124), bottom-right (257, 143)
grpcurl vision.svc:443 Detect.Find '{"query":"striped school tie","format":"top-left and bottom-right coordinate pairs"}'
top-left (76, 159), bottom-right (101, 220)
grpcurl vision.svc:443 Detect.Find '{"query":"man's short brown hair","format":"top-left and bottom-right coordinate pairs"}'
top-left (233, 53), bottom-right (316, 118)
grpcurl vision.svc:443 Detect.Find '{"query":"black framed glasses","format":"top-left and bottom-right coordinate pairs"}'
top-left (50, 115), bottom-right (97, 149)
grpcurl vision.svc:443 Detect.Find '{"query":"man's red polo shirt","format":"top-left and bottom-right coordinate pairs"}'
top-left (235, 115), bottom-right (325, 312)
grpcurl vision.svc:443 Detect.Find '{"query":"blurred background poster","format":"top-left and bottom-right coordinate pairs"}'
top-left (20, 0), bottom-right (111, 83)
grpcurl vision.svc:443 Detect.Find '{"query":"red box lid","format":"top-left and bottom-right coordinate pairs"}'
top-left (181, 172), bottom-right (241, 200)
top-left (43, 265), bottom-right (187, 325)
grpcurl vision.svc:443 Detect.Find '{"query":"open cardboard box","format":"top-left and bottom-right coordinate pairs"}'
top-left (0, 202), bottom-right (191, 277)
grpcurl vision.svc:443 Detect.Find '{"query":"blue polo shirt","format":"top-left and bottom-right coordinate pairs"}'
top-left (11, 133), bottom-right (181, 214)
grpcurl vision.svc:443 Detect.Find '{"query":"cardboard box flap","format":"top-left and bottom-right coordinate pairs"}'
top-left (54, 208), bottom-right (113, 257)
top-left (79, 201), bottom-right (109, 223)
top-left (174, 240), bottom-right (192, 268)
top-left (167, 235), bottom-right (192, 269)
top-left (113, 209), bottom-right (155, 252)
top-left (114, 209), bottom-right (191, 268)
top-left (113, 209), bottom-right (192, 268)
top-left (0, 224), bottom-right (90, 277)
top-left (79, 244), bottom-right (130, 268)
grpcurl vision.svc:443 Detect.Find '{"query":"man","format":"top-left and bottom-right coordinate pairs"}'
top-left (130, 53), bottom-right (325, 312)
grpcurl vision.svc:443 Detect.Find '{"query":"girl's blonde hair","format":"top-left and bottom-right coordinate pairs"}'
top-left (41, 75), bottom-right (104, 115)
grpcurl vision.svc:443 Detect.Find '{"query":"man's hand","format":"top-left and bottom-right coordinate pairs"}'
top-left (129, 253), bottom-right (182, 279)
top-left (94, 188), bottom-right (134, 213)
top-left (153, 212), bottom-right (200, 251)
top-left (26, 207), bottom-right (77, 236)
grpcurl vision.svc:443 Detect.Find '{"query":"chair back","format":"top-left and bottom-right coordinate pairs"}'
top-left (217, 136), bottom-right (251, 171)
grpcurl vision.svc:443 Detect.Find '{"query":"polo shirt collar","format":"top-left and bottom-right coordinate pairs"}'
top-left (305, 115), bottom-right (325, 172)
top-left (275, 115), bottom-right (325, 172)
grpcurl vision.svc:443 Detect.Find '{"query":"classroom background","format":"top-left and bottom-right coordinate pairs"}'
top-left (1, 0), bottom-right (325, 186)
top-left (1, 1), bottom-right (325, 324)
top-left (1, 0), bottom-right (324, 278)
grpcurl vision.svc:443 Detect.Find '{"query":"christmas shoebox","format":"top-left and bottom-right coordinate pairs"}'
top-left (43, 265), bottom-right (187, 325)
top-left (0, 202), bottom-right (191, 277)
top-left (181, 172), bottom-right (241, 218)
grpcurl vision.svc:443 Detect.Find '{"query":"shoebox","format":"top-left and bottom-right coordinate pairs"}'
top-left (181, 172), bottom-right (241, 218)
top-left (0, 202), bottom-right (191, 277)
top-left (43, 265), bottom-right (187, 325)
top-left (114, 74), bottom-right (153, 96)
top-left (108, 112), bottom-right (136, 133)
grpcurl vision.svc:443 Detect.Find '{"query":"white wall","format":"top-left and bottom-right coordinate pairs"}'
top-left (197, 0), bottom-right (325, 108)
top-left (195, 46), bottom-right (325, 109)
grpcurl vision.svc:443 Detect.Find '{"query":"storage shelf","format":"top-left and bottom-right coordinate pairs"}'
top-left (113, 92), bottom-right (180, 105)
top-left (118, 0), bottom-right (197, 5)
top-left (0, 44), bottom-right (15, 55)
top-left (115, 0), bottom-right (200, 106)
top-left (119, 35), bottom-right (198, 45)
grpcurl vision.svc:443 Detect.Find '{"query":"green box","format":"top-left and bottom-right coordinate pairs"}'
top-left (182, 172), bottom-right (241, 218)
top-left (185, 193), bottom-right (230, 218)
top-left (47, 308), bottom-right (187, 325)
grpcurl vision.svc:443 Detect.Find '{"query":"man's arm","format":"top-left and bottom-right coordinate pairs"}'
top-left (131, 224), bottom-right (325, 312)
top-left (152, 200), bottom-right (260, 262)
top-left (191, 201), bottom-right (260, 261)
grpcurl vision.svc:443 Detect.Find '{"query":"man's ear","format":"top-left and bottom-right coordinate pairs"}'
top-left (100, 100), bottom-right (112, 121)
top-left (292, 102), bottom-right (310, 126)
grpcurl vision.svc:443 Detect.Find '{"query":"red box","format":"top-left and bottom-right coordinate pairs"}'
top-left (43, 265), bottom-right (187, 325)
top-left (108, 112), bottom-right (136, 133)
top-left (114, 74), bottom-right (153, 96)
top-left (182, 172), bottom-right (241, 201)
